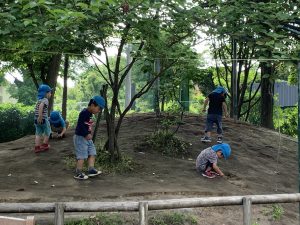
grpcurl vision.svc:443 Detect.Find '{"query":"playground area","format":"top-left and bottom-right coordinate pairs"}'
top-left (0, 113), bottom-right (298, 224)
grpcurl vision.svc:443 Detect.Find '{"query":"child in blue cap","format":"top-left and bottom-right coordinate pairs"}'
top-left (201, 86), bottom-right (229, 143)
top-left (34, 84), bottom-right (52, 153)
top-left (195, 143), bottom-right (231, 179)
top-left (49, 111), bottom-right (69, 138)
top-left (73, 96), bottom-right (106, 180)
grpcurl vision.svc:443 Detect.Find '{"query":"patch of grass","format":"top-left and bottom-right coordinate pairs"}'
top-left (65, 213), bottom-right (126, 225)
top-left (149, 212), bottom-right (197, 225)
top-left (95, 150), bottom-right (137, 174)
top-left (64, 156), bottom-right (76, 170)
top-left (271, 204), bottom-right (284, 220)
top-left (261, 204), bottom-right (284, 221)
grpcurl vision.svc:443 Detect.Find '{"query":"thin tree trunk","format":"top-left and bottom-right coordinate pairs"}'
top-left (62, 55), bottom-right (69, 120)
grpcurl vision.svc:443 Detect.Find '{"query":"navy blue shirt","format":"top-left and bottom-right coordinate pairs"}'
top-left (75, 108), bottom-right (93, 137)
top-left (207, 92), bottom-right (225, 115)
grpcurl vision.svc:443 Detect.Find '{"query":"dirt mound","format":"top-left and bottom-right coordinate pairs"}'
top-left (0, 113), bottom-right (298, 224)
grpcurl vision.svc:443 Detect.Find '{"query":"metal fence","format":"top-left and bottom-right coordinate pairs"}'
top-left (1, 193), bottom-right (300, 225)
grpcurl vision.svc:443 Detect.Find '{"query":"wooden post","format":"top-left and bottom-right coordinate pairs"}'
top-left (54, 203), bottom-right (65, 225)
top-left (243, 197), bottom-right (252, 225)
top-left (139, 201), bottom-right (148, 225)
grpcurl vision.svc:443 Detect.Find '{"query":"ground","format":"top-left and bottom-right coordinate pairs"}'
top-left (0, 113), bottom-right (298, 225)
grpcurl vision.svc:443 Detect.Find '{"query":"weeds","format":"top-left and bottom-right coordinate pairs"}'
top-left (65, 213), bottom-right (125, 225)
top-left (149, 212), bottom-right (197, 225)
top-left (271, 204), bottom-right (284, 220)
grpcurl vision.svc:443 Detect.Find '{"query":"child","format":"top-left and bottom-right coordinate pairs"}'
top-left (201, 86), bottom-right (228, 143)
top-left (195, 143), bottom-right (231, 179)
top-left (49, 111), bottom-right (69, 138)
top-left (73, 96), bottom-right (106, 180)
top-left (34, 84), bottom-right (52, 153)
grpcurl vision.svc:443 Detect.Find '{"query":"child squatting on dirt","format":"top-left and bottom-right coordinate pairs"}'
top-left (49, 111), bottom-right (69, 138)
top-left (73, 96), bottom-right (106, 180)
top-left (195, 143), bottom-right (231, 179)
top-left (34, 84), bottom-right (52, 153)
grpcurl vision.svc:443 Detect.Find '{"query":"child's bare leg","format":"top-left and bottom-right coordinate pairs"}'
top-left (35, 135), bottom-right (41, 147)
top-left (205, 166), bottom-right (212, 172)
top-left (76, 159), bottom-right (84, 172)
top-left (88, 156), bottom-right (95, 169)
top-left (43, 136), bottom-right (49, 144)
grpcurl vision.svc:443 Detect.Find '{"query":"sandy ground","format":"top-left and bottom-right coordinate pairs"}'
top-left (0, 113), bottom-right (298, 224)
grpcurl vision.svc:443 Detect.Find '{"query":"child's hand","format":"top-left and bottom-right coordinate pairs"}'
top-left (85, 134), bottom-right (92, 140)
top-left (37, 116), bottom-right (43, 124)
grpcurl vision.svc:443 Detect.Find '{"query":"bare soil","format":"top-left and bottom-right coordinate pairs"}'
top-left (0, 113), bottom-right (298, 224)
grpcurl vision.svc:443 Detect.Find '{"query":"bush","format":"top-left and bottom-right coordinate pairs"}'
top-left (0, 103), bottom-right (35, 143)
top-left (145, 130), bottom-right (189, 157)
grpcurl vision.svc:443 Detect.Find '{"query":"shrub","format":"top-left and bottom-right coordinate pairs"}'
top-left (0, 103), bottom-right (35, 143)
top-left (144, 130), bottom-right (189, 158)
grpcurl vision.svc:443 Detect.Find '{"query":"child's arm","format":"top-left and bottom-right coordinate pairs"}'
top-left (202, 97), bottom-right (209, 112)
top-left (37, 102), bottom-right (44, 124)
top-left (222, 102), bottom-right (228, 117)
top-left (212, 163), bottom-right (224, 177)
top-left (58, 127), bottom-right (67, 137)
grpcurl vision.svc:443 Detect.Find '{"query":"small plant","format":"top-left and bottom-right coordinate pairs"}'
top-left (252, 222), bottom-right (260, 225)
top-left (149, 212), bottom-right (197, 225)
top-left (271, 204), bottom-right (284, 220)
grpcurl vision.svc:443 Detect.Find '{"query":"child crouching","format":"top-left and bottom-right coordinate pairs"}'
top-left (195, 143), bottom-right (231, 179)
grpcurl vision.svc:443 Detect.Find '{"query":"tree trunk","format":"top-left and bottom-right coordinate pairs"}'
top-left (62, 55), bottom-right (69, 120)
top-left (46, 54), bottom-right (62, 113)
top-left (260, 62), bottom-right (274, 129)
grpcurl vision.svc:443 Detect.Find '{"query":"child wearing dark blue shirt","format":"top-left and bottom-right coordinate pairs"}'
top-left (201, 86), bottom-right (228, 144)
top-left (73, 96), bottom-right (106, 180)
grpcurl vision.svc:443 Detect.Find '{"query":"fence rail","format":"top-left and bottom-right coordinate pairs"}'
top-left (1, 193), bottom-right (300, 225)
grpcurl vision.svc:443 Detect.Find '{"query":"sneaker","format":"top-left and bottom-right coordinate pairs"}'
top-left (88, 168), bottom-right (102, 177)
top-left (74, 172), bottom-right (89, 180)
top-left (201, 136), bottom-right (212, 143)
top-left (34, 146), bottom-right (42, 153)
top-left (202, 171), bottom-right (216, 179)
top-left (217, 136), bottom-right (223, 143)
top-left (40, 143), bottom-right (50, 151)
top-left (210, 171), bottom-right (220, 176)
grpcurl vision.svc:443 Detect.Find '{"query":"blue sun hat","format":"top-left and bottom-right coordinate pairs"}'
top-left (92, 96), bottom-right (106, 109)
top-left (37, 84), bottom-right (52, 99)
top-left (212, 86), bottom-right (228, 94)
top-left (211, 143), bottom-right (231, 160)
top-left (49, 111), bottom-right (62, 124)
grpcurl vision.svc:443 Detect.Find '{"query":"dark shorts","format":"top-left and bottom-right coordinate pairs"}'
top-left (205, 114), bottom-right (223, 135)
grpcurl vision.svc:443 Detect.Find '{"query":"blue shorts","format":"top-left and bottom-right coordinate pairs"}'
top-left (35, 119), bottom-right (51, 136)
top-left (73, 135), bottom-right (96, 160)
top-left (205, 114), bottom-right (223, 135)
